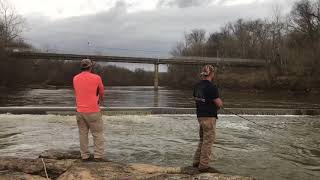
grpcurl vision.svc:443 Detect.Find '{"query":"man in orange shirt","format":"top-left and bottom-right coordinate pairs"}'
top-left (73, 59), bottom-right (105, 161)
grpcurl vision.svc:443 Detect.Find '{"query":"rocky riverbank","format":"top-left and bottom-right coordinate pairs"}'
top-left (0, 150), bottom-right (254, 180)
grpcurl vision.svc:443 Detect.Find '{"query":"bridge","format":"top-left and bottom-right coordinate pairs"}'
top-left (8, 51), bottom-right (267, 90)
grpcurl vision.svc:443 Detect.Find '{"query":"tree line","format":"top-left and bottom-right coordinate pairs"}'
top-left (0, 58), bottom-right (157, 87)
top-left (168, 0), bottom-right (320, 92)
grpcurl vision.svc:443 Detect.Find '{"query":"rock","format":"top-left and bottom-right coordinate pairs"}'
top-left (58, 162), bottom-right (254, 180)
top-left (57, 162), bottom-right (135, 180)
top-left (0, 157), bottom-right (43, 174)
top-left (0, 157), bottom-right (76, 179)
top-left (39, 149), bottom-right (81, 160)
top-left (192, 173), bottom-right (254, 180)
top-left (0, 170), bottom-right (48, 180)
top-left (129, 163), bottom-right (181, 174)
top-left (0, 150), bottom-right (255, 180)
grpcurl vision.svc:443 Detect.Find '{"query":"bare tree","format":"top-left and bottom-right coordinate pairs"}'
top-left (184, 29), bottom-right (206, 56)
top-left (185, 29), bottom-right (206, 46)
top-left (269, 4), bottom-right (287, 73)
top-left (0, 0), bottom-right (24, 46)
top-left (289, 0), bottom-right (320, 43)
top-left (170, 41), bottom-right (186, 56)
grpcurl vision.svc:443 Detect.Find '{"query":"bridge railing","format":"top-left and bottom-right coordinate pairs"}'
top-left (7, 51), bottom-right (266, 66)
top-left (7, 51), bottom-right (267, 90)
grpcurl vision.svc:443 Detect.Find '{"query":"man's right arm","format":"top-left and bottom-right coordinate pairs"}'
top-left (72, 77), bottom-right (77, 95)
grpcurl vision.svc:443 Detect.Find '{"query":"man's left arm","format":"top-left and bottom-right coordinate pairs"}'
top-left (213, 98), bottom-right (223, 108)
top-left (98, 77), bottom-right (104, 105)
top-left (211, 85), bottom-right (223, 108)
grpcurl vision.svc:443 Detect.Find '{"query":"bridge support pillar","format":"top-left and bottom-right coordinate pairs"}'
top-left (154, 64), bottom-right (159, 90)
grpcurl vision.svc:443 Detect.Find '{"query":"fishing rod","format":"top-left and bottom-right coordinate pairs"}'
top-left (221, 107), bottom-right (287, 138)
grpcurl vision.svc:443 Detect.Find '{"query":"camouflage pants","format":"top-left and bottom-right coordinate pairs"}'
top-left (76, 112), bottom-right (105, 159)
top-left (193, 117), bottom-right (216, 169)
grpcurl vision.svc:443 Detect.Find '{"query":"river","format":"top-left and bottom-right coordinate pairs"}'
top-left (0, 114), bottom-right (319, 180)
top-left (0, 86), bottom-right (319, 180)
top-left (1, 86), bottom-right (320, 109)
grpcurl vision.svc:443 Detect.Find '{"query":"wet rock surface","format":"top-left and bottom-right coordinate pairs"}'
top-left (0, 170), bottom-right (47, 180)
top-left (0, 150), bottom-right (254, 180)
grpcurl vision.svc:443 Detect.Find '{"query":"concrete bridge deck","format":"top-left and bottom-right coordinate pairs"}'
top-left (7, 51), bottom-right (267, 90)
top-left (8, 51), bottom-right (266, 67)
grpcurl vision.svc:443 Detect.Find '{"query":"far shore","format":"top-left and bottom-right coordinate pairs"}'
top-left (1, 107), bottom-right (320, 116)
top-left (1, 85), bottom-right (320, 95)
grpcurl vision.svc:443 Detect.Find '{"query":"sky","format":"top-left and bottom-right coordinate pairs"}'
top-left (9, 0), bottom-right (294, 60)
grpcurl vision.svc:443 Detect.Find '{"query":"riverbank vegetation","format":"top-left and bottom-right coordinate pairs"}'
top-left (0, 58), bottom-right (156, 87)
top-left (167, 0), bottom-right (320, 92)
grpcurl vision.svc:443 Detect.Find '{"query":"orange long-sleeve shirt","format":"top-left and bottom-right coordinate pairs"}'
top-left (73, 71), bottom-right (104, 113)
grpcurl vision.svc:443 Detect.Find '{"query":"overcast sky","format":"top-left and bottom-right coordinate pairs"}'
top-left (11, 0), bottom-right (294, 59)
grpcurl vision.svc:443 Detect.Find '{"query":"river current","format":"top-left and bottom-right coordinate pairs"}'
top-left (0, 114), bottom-right (319, 180)
top-left (0, 86), bottom-right (319, 179)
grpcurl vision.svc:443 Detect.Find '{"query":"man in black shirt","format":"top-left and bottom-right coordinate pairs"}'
top-left (193, 65), bottom-right (223, 173)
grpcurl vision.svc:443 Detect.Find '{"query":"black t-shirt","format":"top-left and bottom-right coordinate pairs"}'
top-left (193, 80), bottom-right (219, 118)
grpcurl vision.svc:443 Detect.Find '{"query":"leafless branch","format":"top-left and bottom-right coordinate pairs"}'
top-left (0, 0), bottom-right (24, 46)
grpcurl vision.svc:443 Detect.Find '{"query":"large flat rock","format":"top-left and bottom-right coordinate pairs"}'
top-left (58, 162), bottom-right (253, 180)
top-left (0, 171), bottom-right (47, 180)
top-left (0, 157), bottom-right (76, 179)
top-left (0, 149), bottom-right (254, 180)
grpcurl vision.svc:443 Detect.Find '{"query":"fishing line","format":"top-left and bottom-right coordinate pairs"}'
top-left (221, 106), bottom-right (320, 156)
top-left (217, 86), bottom-right (286, 137)
top-left (221, 107), bottom-right (287, 138)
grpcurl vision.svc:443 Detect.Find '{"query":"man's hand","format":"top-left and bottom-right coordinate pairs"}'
top-left (99, 98), bottom-right (104, 106)
top-left (213, 98), bottom-right (223, 108)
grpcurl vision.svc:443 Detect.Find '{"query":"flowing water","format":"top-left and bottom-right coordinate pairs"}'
top-left (1, 86), bottom-right (320, 109)
top-left (0, 86), bottom-right (320, 179)
top-left (0, 114), bottom-right (319, 180)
